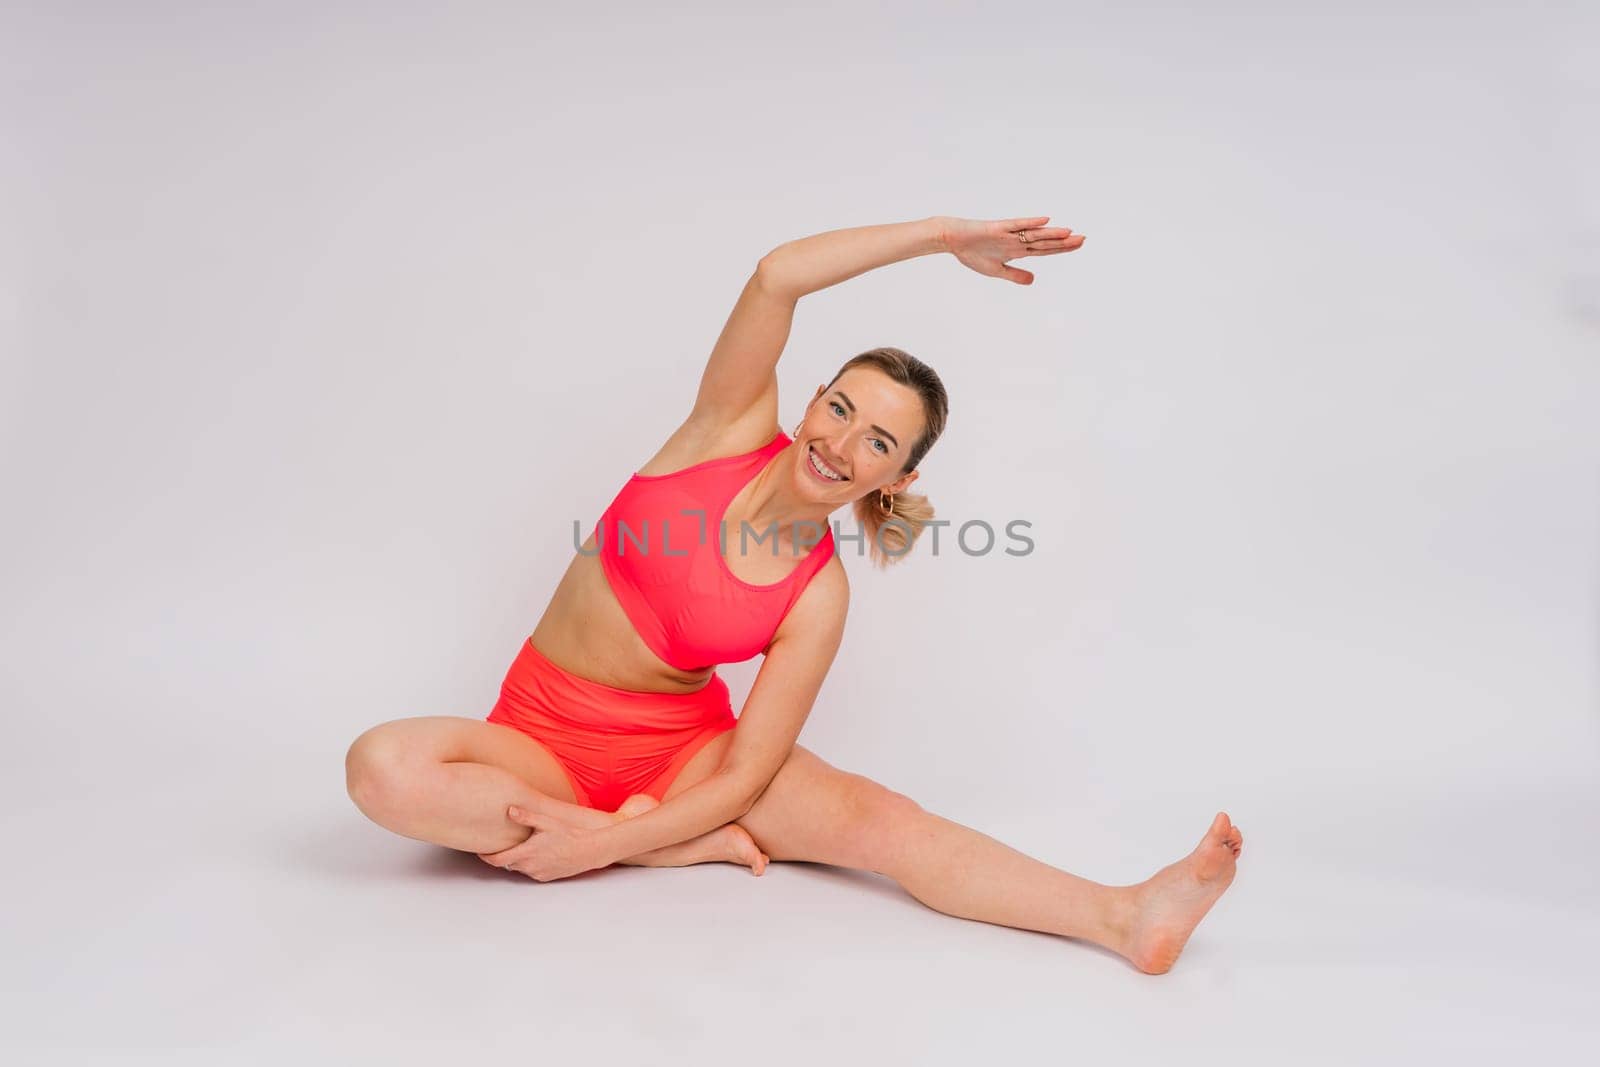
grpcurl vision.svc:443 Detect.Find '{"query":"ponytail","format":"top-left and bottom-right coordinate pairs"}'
top-left (852, 488), bottom-right (936, 569)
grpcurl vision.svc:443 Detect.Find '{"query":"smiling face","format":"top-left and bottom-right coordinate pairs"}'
top-left (792, 366), bottom-right (925, 503)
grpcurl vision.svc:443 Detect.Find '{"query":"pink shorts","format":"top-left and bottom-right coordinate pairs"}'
top-left (486, 637), bottom-right (737, 813)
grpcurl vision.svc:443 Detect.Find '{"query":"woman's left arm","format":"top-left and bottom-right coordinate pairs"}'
top-left (587, 564), bottom-right (849, 867)
top-left (479, 765), bottom-right (755, 882)
top-left (478, 566), bottom-right (847, 879)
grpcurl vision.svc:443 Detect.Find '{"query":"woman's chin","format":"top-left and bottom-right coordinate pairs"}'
top-left (801, 468), bottom-right (850, 499)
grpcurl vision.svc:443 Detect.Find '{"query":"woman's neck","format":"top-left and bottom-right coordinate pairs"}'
top-left (738, 445), bottom-right (840, 549)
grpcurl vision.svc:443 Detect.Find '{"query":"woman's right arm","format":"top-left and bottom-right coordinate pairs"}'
top-left (690, 216), bottom-right (951, 430)
top-left (758, 215), bottom-right (949, 301)
top-left (688, 268), bottom-right (798, 430)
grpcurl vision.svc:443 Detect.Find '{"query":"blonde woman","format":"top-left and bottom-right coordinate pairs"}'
top-left (345, 214), bottom-right (1244, 974)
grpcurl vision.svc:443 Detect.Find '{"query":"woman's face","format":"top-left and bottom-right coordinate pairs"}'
top-left (792, 367), bottom-right (923, 503)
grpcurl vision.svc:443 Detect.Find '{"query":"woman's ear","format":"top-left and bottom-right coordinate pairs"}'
top-left (890, 470), bottom-right (919, 495)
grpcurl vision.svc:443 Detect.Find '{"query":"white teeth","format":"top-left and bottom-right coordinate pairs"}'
top-left (808, 445), bottom-right (846, 481)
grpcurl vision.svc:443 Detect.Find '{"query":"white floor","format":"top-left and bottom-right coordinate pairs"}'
top-left (5, 760), bottom-right (1596, 1064)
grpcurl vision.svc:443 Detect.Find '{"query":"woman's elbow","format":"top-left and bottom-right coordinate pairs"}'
top-left (753, 249), bottom-right (800, 300)
top-left (719, 765), bottom-right (768, 817)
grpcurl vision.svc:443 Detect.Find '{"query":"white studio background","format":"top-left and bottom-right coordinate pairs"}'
top-left (2, 2), bottom-right (1596, 1064)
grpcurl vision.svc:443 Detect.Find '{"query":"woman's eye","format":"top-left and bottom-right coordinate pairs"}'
top-left (872, 439), bottom-right (887, 453)
top-left (829, 401), bottom-right (845, 416)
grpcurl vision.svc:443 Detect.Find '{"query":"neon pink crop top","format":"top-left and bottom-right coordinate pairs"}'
top-left (591, 429), bottom-right (836, 672)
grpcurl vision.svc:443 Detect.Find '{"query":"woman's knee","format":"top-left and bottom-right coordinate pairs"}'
top-left (839, 778), bottom-right (923, 862)
top-left (842, 771), bottom-right (919, 818)
top-left (870, 784), bottom-right (923, 828)
top-left (345, 722), bottom-right (427, 816)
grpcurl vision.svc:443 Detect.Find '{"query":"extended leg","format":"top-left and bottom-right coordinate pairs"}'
top-left (870, 801), bottom-right (1242, 973)
top-left (731, 745), bottom-right (1243, 973)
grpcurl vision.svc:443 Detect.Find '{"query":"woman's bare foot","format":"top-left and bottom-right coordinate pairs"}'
top-left (613, 794), bottom-right (770, 875)
top-left (1123, 812), bottom-right (1244, 974)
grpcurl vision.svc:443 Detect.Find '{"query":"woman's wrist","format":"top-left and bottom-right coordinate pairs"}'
top-left (585, 823), bottom-right (624, 869)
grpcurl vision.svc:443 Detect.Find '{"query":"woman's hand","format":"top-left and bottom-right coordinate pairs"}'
top-left (476, 805), bottom-right (608, 882)
top-left (940, 215), bottom-right (1085, 285)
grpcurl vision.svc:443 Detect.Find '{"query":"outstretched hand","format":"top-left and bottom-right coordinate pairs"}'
top-left (942, 215), bottom-right (1085, 285)
top-left (476, 804), bottom-right (607, 882)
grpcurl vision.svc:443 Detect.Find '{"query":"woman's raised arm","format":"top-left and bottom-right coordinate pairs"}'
top-left (757, 215), bottom-right (950, 301)
top-left (689, 268), bottom-right (800, 428)
top-left (764, 212), bottom-right (1082, 296)
top-left (689, 216), bottom-right (951, 429)
top-left (690, 214), bottom-right (1080, 429)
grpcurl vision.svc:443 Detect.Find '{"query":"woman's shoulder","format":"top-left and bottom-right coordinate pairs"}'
top-left (634, 410), bottom-right (784, 479)
top-left (778, 554), bottom-right (849, 630)
top-left (768, 554), bottom-right (849, 654)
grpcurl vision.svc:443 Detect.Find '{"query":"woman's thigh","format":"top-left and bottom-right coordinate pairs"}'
top-left (345, 715), bottom-right (580, 806)
top-left (665, 734), bottom-right (918, 871)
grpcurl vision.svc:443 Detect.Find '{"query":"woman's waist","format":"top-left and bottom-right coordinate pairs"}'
top-left (523, 629), bottom-right (721, 700)
top-left (536, 544), bottom-right (720, 695)
top-left (499, 635), bottom-right (733, 735)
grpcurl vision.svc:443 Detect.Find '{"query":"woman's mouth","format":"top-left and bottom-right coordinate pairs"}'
top-left (805, 444), bottom-right (848, 483)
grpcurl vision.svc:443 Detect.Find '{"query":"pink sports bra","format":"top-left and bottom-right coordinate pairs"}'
top-left (592, 428), bottom-right (837, 672)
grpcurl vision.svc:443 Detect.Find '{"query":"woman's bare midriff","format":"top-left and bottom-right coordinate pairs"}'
top-left (527, 528), bottom-right (719, 696)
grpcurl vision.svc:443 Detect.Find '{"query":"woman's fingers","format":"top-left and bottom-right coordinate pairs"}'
top-left (506, 804), bottom-right (543, 827)
top-left (945, 216), bottom-right (1085, 282)
top-left (477, 840), bottom-right (526, 866)
top-left (1022, 237), bottom-right (1085, 253)
top-left (476, 805), bottom-right (549, 867)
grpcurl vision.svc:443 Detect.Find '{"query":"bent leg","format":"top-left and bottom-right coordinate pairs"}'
top-left (346, 716), bottom-right (609, 853)
top-left (345, 716), bottom-right (756, 868)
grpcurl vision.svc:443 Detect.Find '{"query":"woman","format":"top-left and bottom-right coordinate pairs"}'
top-left (345, 213), bottom-right (1244, 975)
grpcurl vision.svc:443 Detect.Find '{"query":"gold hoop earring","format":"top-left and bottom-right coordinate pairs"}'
top-left (878, 491), bottom-right (894, 515)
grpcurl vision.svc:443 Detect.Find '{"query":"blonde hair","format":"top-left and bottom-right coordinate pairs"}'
top-left (825, 347), bottom-right (949, 569)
